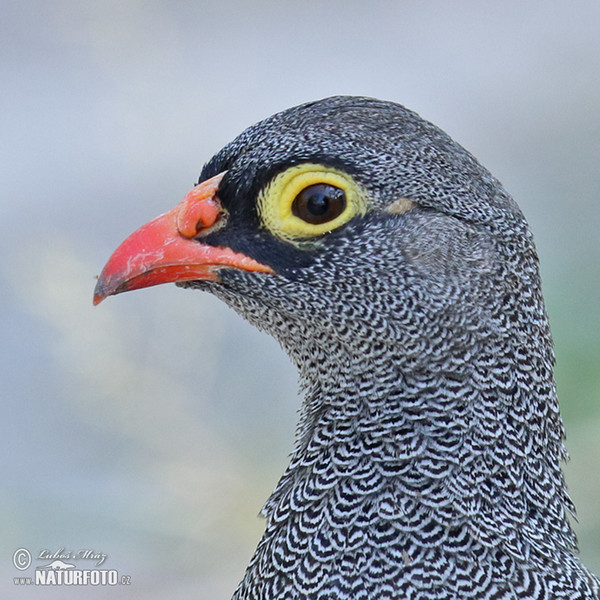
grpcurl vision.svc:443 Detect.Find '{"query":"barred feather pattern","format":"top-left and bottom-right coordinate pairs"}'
top-left (185, 97), bottom-right (599, 599)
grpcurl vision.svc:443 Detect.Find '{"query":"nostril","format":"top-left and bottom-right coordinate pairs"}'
top-left (175, 173), bottom-right (226, 238)
top-left (177, 195), bottom-right (221, 238)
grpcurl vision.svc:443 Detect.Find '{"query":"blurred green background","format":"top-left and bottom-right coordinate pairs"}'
top-left (2, 1), bottom-right (599, 598)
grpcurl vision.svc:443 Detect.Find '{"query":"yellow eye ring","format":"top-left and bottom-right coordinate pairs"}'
top-left (257, 164), bottom-right (369, 240)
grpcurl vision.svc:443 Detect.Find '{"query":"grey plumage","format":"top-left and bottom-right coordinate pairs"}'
top-left (99, 96), bottom-right (600, 599)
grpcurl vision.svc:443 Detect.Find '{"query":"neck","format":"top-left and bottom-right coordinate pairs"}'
top-left (215, 266), bottom-right (589, 598)
top-left (234, 352), bottom-right (579, 599)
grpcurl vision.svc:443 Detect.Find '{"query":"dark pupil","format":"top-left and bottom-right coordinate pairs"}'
top-left (292, 184), bottom-right (346, 225)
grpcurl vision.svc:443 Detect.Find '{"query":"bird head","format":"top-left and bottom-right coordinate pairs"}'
top-left (94, 96), bottom-right (548, 390)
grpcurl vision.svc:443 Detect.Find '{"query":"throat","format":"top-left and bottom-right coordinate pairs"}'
top-left (265, 388), bottom-right (473, 539)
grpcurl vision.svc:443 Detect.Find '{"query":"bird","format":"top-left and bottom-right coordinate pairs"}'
top-left (94, 96), bottom-right (599, 599)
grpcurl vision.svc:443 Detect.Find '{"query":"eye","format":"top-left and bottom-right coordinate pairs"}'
top-left (257, 163), bottom-right (369, 241)
top-left (292, 184), bottom-right (346, 224)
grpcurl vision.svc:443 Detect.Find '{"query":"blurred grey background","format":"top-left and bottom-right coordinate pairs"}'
top-left (2, 1), bottom-right (599, 598)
